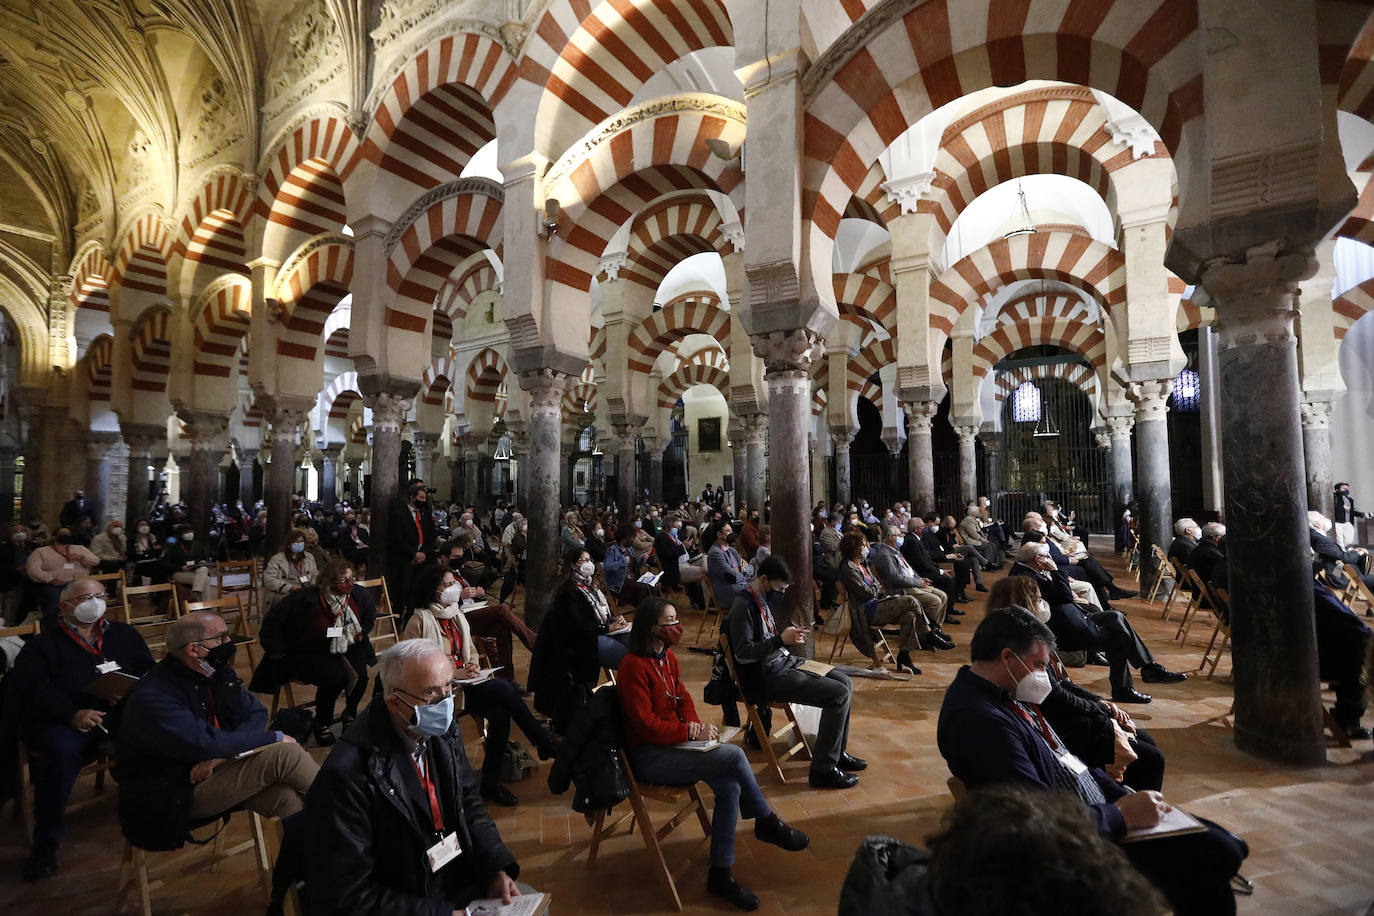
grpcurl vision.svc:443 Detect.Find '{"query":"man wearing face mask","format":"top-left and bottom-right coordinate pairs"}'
top-left (938, 608), bottom-right (1249, 916)
top-left (6, 579), bottom-right (154, 880)
top-left (25, 527), bottom-right (100, 621)
top-left (389, 481), bottom-right (438, 620)
top-left (162, 524), bottom-right (213, 601)
top-left (1166, 518), bottom-right (1202, 569)
top-left (306, 639), bottom-right (522, 914)
top-left (1334, 482), bottom-right (1366, 549)
top-left (116, 612), bottom-right (318, 854)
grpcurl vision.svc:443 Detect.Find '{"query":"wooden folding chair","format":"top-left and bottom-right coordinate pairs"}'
top-left (718, 632), bottom-right (811, 784)
top-left (946, 775), bottom-right (967, 802)
top-left (1342, 564), bottom-right (1374, 614)
top-left (90, 569), bottom-right (128, 620)
top-left (216, 559), bottom-right (262, 621)
top-left (356, 577), bottom-right (401, 651)
top-left (185, 594), bottom-right (260, 672)
top-left (1127, 531), bottom-right (1141, 575)
top-left (17, 738), bottom-right (113, 843)
top-left (1199, 586), bottom-right (1232, 678)
top-left (1174, 567), bottom-right (1213, 644)
top-left (121, 582), bottom-right (182, 658)
top-left (1144, 545), bottom-right (1175, 608)
top-left (0, 618), bottom-right (40, 639)
top-left (117, 808), bottom-right (272, 916)
top-left (587, 746), bottom-right (712, 912)
top-left (692, 574), bottom-right (724, 643)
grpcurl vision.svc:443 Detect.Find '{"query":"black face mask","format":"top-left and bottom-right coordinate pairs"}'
top-left (55, 534), bottom-right (73, 545)
top-left (204, 640), bottom-right (237, 669)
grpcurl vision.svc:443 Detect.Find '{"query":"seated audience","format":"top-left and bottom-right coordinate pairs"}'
top-left (620, 597), bottom-right (809, 910)
top-left (88, 520), bottom-right (127, 574)
top-left (934, 514), bottom-right (992, 586)
top-left (8, 579), bottom-right (155, 880)
top-left (305, 639), bottom-right (522, 914)
top-left (1313, 579), bottom-right (1372, 739)
top-left (162, 524), bottom-right (214, 600)
top-left (957, 505), bottom-right (1004, 568)
top-left (1190, 522), bottom-right (1227, 587)
top-left (264, 528), bottom-right (320, 602)
top-left (337, 509), bottom-right (370, 567)
top-left (498, 512), bottom-right (526, 605)
top-left (836, 532), bottom-right (930, 674)
top-left (726, 556), bottom-right (864, 790)
top-left (655, 516), bottom-right (707, 609)
top-left (25, 528), bottom-right (100, 620)
top-left (528, 547), bottom-right (629, 731)
top-left (869, 525), bottom-right (953, 646)
top-left (1310, 510), bottom-right (1374, 591)
top-left (250, 559), bottom-right (375, 746)
top-left (1167, 518), bottom-right (1201, 569)
top-left (1008, 542), bottom-right (1185, 703)
top-left (937, 608), bottom-right (1248, 915)
top-left (753, 525), bottom-right (773, 564)
top-left (437, 545), bottom-right (535, 684)
top-left (404, 564), bottom-right (556, 806)
top-left (900, 518), bottom-right (968, 608)
top-left (559, 511), bottom-right (587, 555)
top-left (1024, 513), bottom-right (1137, 608)
top-left (302, 526), bottom-right (330, 572)
top-left (706, 522), bottom-right (753, 609)
top-left (604, 525), bottom-right (653, 609)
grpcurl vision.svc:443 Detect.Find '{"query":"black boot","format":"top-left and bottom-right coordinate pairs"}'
top-left (708, 867), bottom-right (760, 910)
top-left (895, 651), bottom-right (921, 675)
top-left (311, 721), bottom-right (337, 747)
top-left (20, 841), bottom-right (56, 882)
top-left (753, 812), bottom-right (809, 850)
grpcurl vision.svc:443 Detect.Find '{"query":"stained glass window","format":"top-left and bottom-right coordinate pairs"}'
top-left (1012, 382), bottom-right (1042, 423)
top-left (1172, 369), bottom-right (1200, 412)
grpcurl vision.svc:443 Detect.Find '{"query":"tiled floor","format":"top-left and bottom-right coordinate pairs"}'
top-left (5, 555), bottom-right (1374, 915)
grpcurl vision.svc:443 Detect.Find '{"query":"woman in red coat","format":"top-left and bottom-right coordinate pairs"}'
top-left (617, 597), bottom-right (809, 911)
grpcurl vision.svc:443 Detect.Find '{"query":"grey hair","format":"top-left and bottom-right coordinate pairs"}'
top-left (1016, 542), bottom-right (1049, 563)
top-left (378, 639), bottom-right (449, 692)
top-left (167, 612), bottom-right (219, 653)
top-left (60, 578), bottom-right (100, 602)
top-left (1308, 510), bottom-right (1333, 533)
top-left (1174, 518), bottom-right (1197, 536)
top-left (884, 523), bottom-right (905, 540)
top-left (1202, 522), bottom-right (1226, 541)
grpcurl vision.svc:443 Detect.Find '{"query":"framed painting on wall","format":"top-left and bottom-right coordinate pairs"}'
top-left (698, 417), bottom-right (722, 452)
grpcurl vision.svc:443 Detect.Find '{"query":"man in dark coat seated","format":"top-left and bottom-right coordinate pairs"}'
top-left (1007, 542), bottom-right (1186, 704)
top-left (1310, 511), bottom-right (1374, 591)
top-left (1313, 579), bottom-right (1372, 739)
top-left (1190, 523), bottom-right (1227, 588)
top-left (1166, 518), bottom-right (1201, 569)
top-left (6, 579), bottom-right (154, 881)
top-left (937, 608), bottom-right (1248, 916)
top-left (304, 639), bottom-right (523, 915)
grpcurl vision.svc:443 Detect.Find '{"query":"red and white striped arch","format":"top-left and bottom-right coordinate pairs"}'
top-left (1335, 277), bottom-right (1374, 339)
top-left (850, 336), bottom-right (896, 393)
top-left (85, 335), bottom-right (114, 402)
top-left (435, 260), bottom-right (501, 324)
top-left (994, 362), bottom-right (1099, 410)
top-left (842, 160), bottom-right (901, 227)
top-left (621, 193), bottom-right (731, 290)
top-left (1175, 297), bottom-right (1214, 332)
top-left (1337, 175), bottom-right (1374, 247)
top-left (113, 211), bottom-right (171, 300)
top-left (971, 317), bottom-right (1107, 380)
top-left (237, 392), bottom-right (264, 431)
top-left (930, 231), bottom-right (1125, 339)
top-left (259, 116), bottom-right (357, 265)
top-left (833, 272), bottom-right (897, 335)
top-left (418, 357), bottom-right (457, 408)
top-left (626, 295), bottom-right (731, 374)
top-left (562, 380), bottom-right (600, 419)
top-left (192, 276), bottom-right (252, 379)
top-left (993, 291), bottom-right (1096, 325)
top-left (321, 371), bottom-right (363, 421)
top-left (803, 0), bottom-right (1203, 304)
top-left (275, 241), bottom-right (354, 363)
top-left (857, 376), bottom-right (882, 406)
top-left (130, 307), bottom-right (174, 392)
top-left (69, 246), bottom-right (112, 313)
top-left (528, 0), bottom-right (734, 161)
top-left (589, 325), bottom-right (607, 366)
top-left (387, 183), bottom-right (504, 336)
top-left (364, 32), bottom-right (517, 192)
top-left (657, 346), bottom-right (730, 407)
top-left (175, 170), bottom-right (252, 257)
top-left (349, 414), bottom-right (369, 445)
top-left (1338, 13), bottom-right (1374, 123)
top-left (465, 347), bottom-right (508, 403)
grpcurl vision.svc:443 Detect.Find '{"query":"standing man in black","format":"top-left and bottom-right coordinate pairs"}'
top-left (388, 481), bottom-right (437, 621)
top-left (1334, 482), bottom-right (1366, 549)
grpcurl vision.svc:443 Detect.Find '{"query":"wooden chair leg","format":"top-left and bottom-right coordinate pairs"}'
top-left (629, 784), bottom-right (684, 912)
top-left (747, 704), bottom-right (786, 784)
top-left (587, 810), bottom-right (607, 867)
top-left (689, 785), bottom-right (712, 836)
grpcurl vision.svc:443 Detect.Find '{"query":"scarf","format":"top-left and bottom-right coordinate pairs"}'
top-left (325, 592), bottom-right (362, 654)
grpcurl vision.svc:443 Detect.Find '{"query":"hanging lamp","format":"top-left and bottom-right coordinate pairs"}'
top-left (1031, 382), bottom-right (1060, 438)
top-left (1003, 180), bottom-right (1036, 239)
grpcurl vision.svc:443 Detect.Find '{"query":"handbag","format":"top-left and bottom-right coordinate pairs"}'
top-left (501, 740), bottom-right (536, 782)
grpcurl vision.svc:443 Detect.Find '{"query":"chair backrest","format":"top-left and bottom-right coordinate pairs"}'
top-left (122, 582), bottom-right (181, 657)
top-left (0, 618), bottom-right (40, 639)
top-left (183, 594), bottom-right (249, 635)
top-left (1151, 544), bottom-right (1170, 564)
top-left (946, 775), bottom-right (967, 802)
top-left (217, 559), bottom-right (258, 589)
top-left (355, 577), bottom-right (393, 618)
top-left (90, 569), bottom-right (128, 605)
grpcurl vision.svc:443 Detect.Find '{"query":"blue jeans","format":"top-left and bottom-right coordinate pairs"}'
top-left (597, 632), bottom-right (630, 669)
top-left (29, 724), bottom-right (105, 849)
top-left (627, 742), bottom-right (769, 867)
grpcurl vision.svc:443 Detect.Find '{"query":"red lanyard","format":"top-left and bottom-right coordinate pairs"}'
top-left (860, 563), bottom-right (876, 588)
top-left (206, 688), bottom-right (219, 729)
top-left (410, 754), bottom-right (445, 834)
top-left (748, 586), bottom-right (775, 636)
top-left (439, 617), bottom-right (464, 661)
top-left (897, 552), bottom-right (913, 574)
top-left (651, 654), bottom-right (684, 707)
top-left (62, 619), bottom-right (105, 658)
top-left (1010, 700), bottom-right (1060, 752)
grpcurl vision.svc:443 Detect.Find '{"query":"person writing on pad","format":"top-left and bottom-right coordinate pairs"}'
top-left (619, 597), bottom-right (809, 910)
top-left (725, 556), bottom-right (864, 789)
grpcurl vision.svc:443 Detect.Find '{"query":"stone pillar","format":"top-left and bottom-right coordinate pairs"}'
top-left (263, 405), bottom-right (308, 552)
top-left (17, 399), bottom-right (43, 523)
top-left (511, 431), bottom-right (531, 508)
top-left (953, 424), bottom-right (979, 507)
top-left (1300, 397), bottom-right (1335, 519)
top-left (729, 417), bottom-right (749, 508)
top-left (977, 429), bottom-right (1001, 499)
top-left (650, 449), bottom-right (665, 505)
top-left (412, 432), bottom-right (439, 486)
top-left (740, 414), bottom-right (768, 514)
top-left (365, 393), bottom-right (411, 572)
top-left (559, 438), bottom-right (575, 508)
top-left (0, 446), bottom-right (17, 526)
top-left (462, 442), bottom-right (482, 508)
top-left (1106, 415), bottom-right (1135, 513)
top-left (1201, 244), bottom-right (1324, 766)
top-left (180, 415), bottom-right (227, 540)
top-left (830, 429), bottom-right (853, 506)
top-left (320, 446), bottom-right (342, 508)
top-left (346, 459), bottom-right (364, 504)
top-left (237, 449), bottom-right (258, 509)
top-left (121, 425), bottom-right (163, 536)
top-left (1126, 381), bottom-right (1173, 593)
top-left (612, 425), bottom-right (641, 514)
top-left (1198, 326), bottom-right (1226, 513)
top-left (518, 370), bottom-right (569, 629)
top-left (755, 330), bottom-right (822, 630)
top-left (85, 432), bottom-right (121, 522)
top-left (903, 401), bottom-right (937, 510)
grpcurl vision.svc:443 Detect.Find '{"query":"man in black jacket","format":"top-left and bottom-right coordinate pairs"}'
top-left (389, 481), bottom-right (439, 619)
top-left (902, 518), bottom-right (969, 607)
top-left (1310, 511), bottom-right (1374, 591)
top-left (305, 639), bottom-right (522, 914)
top-left (8, 579), bottom-right (155, 881)
top-left (1190, 523), bottom-right (1227, 588)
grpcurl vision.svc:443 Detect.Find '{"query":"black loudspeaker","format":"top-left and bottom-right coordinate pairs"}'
top-left (722, 475), bottom-right (733, 491)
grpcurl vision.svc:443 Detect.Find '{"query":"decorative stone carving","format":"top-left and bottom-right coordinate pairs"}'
top-left (598, 252), bottom-right (627, 282)
top-left (1208, 140), bottom-right (1321, 222)
top-left (520, 369), bottom-right (569, 418)
top-left (1105, 114), bottom-right (1159, 160)
top-left (882, 172), bottom-right (936, 215)
top-left (1094, 428), bottom-right (1113, 450)
top-left (953, 424), bottom-right (980, 445)
top-left (720, 221), bottom-right (744, 251)
top-left (1299, 398), bottom-right (1335, 431)
top-left (1106, 415), bottom-right (1134, 439)
top-left (745, 260), bottom-right (800, 310)
top-left (751, 328), bottom-right (824, 375)
top-left (367, 393), bottom-right (412, 434)
top-left (1202, 241), bottom-right (1316, 351)
top-left (264, 0), bottom-right (345, 118)
top-left (902, 401), bottom-right (938, 432)
top-left (1125, 380), bottom-right (1172, 421)
top-left (383, 178), bottom-right (504, 253)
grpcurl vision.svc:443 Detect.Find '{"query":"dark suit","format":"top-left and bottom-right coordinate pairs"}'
top-left (1190, 540), bottom-right (1226, 588)
top-left (1166, 535), bottom-right (1198, 568)
top-left (1045, 539), bottom-right (1115, 606)
top-left (386, 500), bottom-right (437, 615)
top-left (900, 535), bottom-right (961, 604)
top-left (1311, 529), bottom-right (1373, 591)
top-left (1314, 582), bottom-right (1371, 729)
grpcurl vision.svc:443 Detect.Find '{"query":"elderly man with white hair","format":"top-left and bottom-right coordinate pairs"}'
top-left (1190, 523), bottom-right (1228, 588)
top-left (305, 638), bottom-right (523, 914)
top-left (1310, 511), bottom-right (1374, 592)
top-left (1166, 518), bottom-right (1202, 569)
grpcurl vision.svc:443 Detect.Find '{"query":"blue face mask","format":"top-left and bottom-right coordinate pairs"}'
top-left (408, 694), bottom-right (454, 737)
top-left (291, 541), bottom-right (305, 554)
top-left (894, 536), bottom-right (905, 549)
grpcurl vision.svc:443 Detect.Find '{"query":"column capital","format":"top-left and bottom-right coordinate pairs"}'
top-left (751, 327), bottom-right (825, 376)
top-left (953, 424), bottom-right (980, 445)
top-left (366, 392), bottom-right (412, 435)
top-left (412, 430), bottom-right (440, 448)
top-left (1105, 414), bottom-right (1135, 439)
top-left (1124, 380), bottom-right (1172, 422)
top-left (178, 411), bottom-right (229, 452)
top-left (518, 368), bottom-right (570, 416)
top-left (828, 429), bottom-right (854, 451)
top-left (1299, 398), bottom-right (1336, 430)
top-left (1093, 427), bottom-right (1113, 450)
top-left (1201, 241), bottom-right (1316, 350)
top-left (120, 422), bottom-right (165, 457)
top-left (320, 444), bottom-right (343, 460)
top-left (902, 400), bottom-right (939, 432)
top-left (86, 430), bottom-right (122, 461)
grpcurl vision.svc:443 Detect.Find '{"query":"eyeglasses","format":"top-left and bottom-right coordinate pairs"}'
top-left (334, 576), bottom-right (356, 585)
top-left (68, 592), bottom-right (105, 604)
top-left (395, 685), bottom-right (456, 705)
top-left (193, 632), bottom-right (231, 649)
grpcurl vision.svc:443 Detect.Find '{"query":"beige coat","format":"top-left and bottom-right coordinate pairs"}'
top-left (26, 544), bottom-right (99, 585)
top-left (403, 603), bottom-right (478, 667)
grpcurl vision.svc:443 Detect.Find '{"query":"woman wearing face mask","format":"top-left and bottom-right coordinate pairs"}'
top-left (619, 597), bottom-right (809, 910)
top-left (251, 558), bottom-right (376, 746)
top-left (89, 519), bottom-right (128, 574)
top-left (603, 525), bottom-right (652, 609)
top-left (403, 563), bottom-right (556, 806)
top-left (162, 524), bottom-right (213, 600)
top-left (836, 532), bottom-right (926, 675)
top-left (527, 547), bottom-right (630, 731)
top-left (25, 527), bottom-right (100, 621)
top-left (263, 528), bottom-right (320, 601)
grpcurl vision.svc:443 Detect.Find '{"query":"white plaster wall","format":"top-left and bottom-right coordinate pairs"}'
top-left (1332, 313), bottom-right (1374, 500)
top-left (683, 387), bottom-right (730, 494)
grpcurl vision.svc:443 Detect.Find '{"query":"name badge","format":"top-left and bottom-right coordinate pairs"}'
top-left (299, 575), bottom-right (310, 584)
top-left (96, 660), bottom-right (121, 674)
top-left (326, 626), bottom-right (344, 639)
top-left (425, 831), bottom-right (462, 872)
top-left (1058, 750), bottom-right (1089, 776)
top-left (63, 562), bottom-right (76, 571)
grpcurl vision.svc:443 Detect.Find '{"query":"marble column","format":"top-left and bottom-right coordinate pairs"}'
top-left (903, 401), bottom-right (938, 510)
top-left (650, 450), bottom-right (665, 505)
top-left (1126, 381), bottom-right (1173, 594)
top-left (1106, 415), bottom-right (1135, 513)
top-left (756, 330), bottom-right (823, 631)
top-left (953, 425), bottom-right (979, 507)
top-left (463, 443), bottom-right (482, 508)
top-left (519, 370), bottom-right (569, 628)
top-left (1300, 397), bottom-right (1336, 520)
top-left (512, 432), bottom-right (531, 508)
top-left (612, 425), bottom-right (641, 514)
top-left (85, 432), bottom-right (121, 522)
top-left (741, 414), bottom-right (768, 514)
top-left (1201, 244), bottom-right (1324, 766)
top-left (237, 449), bottom-right (258, 509)
top-left (264, 403), bottom-right (310, 553)
top-left (346, 459), bottom-right (364, 504)
top-left (1199, 326), bottom-right (1226, 513)
top-left (0, 446), bottom-right (17, 526)
top-left (121, 425), bottom-right (163, 537)
top-left (977, 430), bottom-right (1001, 500)
top-left (181, 415), bottom-right (227, 539)
top-left (830, 429), bottom-right (854, 506)
top-left (320, 446), bottom-right (342, 508)
top-left (729, 418), bottom-right (748, 509)
top-left (559, 439), bottom-right (574, 508)
top-left (17, 400), bottom-right (43, 523)
top-left (365, 393), bottom-right (411, 571)
top-left (412, 432), bottom-right (439, 487)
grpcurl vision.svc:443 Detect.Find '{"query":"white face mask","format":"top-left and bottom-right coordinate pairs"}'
top-left (595, 528), bottom-right (604, 538)
top-left (1007, 653), bottom-right (1053, 705)
top-left (860, 546), bottom-right (869, 560)
top-left (577, 560), bottom-right (595, 578)
top-left (137, 525), bottom-right (150, 534)
top-left (440, 583), bottom-right (465, 605)
top-left (73, 596), bottom-right (106, 624)
top-left (1032, 598), bottom-right (1052, 624)
top-left (111, 528), bottom-right (124, 538)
